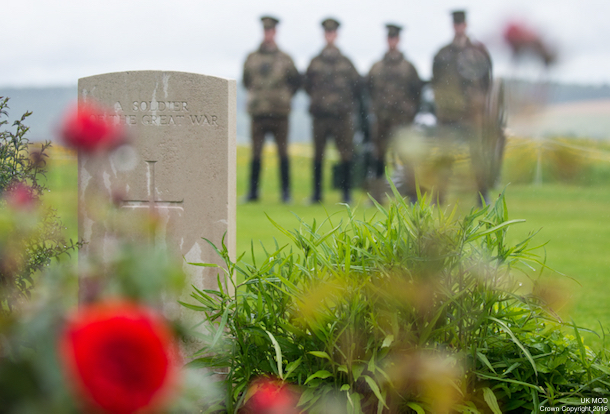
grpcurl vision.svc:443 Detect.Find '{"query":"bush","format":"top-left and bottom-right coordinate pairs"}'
top-left (0, 96), bottom-right (79, 315)
top-left (185, 187), bottom-right (609, 413)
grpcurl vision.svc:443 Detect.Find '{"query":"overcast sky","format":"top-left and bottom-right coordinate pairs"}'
top-left (2, 0), bottom-right (610, 88)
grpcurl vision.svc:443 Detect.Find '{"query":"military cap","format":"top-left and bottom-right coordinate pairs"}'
top-left (452, 10), bottom-right (466, 24)
top-left (386, 24), bottom-right (403, 38)
top-left (261, 16), bottom-right (279, 29)
top-left (321, 18), bottom-right (340, 32)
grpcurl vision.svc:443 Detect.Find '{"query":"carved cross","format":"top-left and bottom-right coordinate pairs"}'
top-left (121, 161), bottom-right (184, 212)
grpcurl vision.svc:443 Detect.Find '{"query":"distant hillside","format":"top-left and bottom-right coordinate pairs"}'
top-left (2, 80), bottom-right (610, 143)
top-left (0, 87), bottom-right (76, 142)
top-left (505, 79), bottom-right (610, 104)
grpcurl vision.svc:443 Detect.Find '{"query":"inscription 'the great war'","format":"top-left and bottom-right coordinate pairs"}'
top-left (101, 100), bottom-right (219, 127)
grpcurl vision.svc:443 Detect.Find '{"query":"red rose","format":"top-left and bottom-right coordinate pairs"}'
top-left (243, 378), bottom-right (300, 414)
top-left (59, 302), bottom-right (179, 414)
top-left (3, 182), bottom-right (37, 210)
top-left (60, 102), bottom-right (125, 153)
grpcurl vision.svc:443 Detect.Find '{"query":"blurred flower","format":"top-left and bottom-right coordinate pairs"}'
top-left (503, 21), bottom-right (556, 66)
top-left (60, 102), bottom-right (126, 153)
top-left (59, 301), bottom-right (179, 414)
top-left (3, 182), bottom-right (37, 210)
top-left (242, 378), bottom-right (300, 414)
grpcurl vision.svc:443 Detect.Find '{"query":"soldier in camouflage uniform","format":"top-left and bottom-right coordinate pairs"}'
top-left (304, 18), bottom-right (361, 204)
top-left (432, 10), bottom-right (493, 204)
top-left (367, 24), bottom-right (422, 202)
top-left (243, 16), bottom-right (301, 203)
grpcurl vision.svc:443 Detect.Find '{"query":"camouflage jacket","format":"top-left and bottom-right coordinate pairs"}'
top-left (368, 50), bottom-right (422, 122)
top-left (304, 45), bottom-right (361, 116)
top-left (243, 42), bottom-right (301, 117)
top-left (432, 37), bottom-right (492, 124)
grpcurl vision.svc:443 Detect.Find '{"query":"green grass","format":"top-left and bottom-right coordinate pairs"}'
top-left (41, 143), bottom-right (610, 349)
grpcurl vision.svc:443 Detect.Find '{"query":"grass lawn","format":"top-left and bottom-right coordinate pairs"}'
top-left (40, 142), bottom-right (610, 349)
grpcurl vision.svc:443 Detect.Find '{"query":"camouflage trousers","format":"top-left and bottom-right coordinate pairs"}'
top-left (312, 115), bottom-right (353, 162)
top-left (250, 115), bottom-right (289, 160)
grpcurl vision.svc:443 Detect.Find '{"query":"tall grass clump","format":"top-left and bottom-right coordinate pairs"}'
top-left (184, 187), bottom-right (610, 413)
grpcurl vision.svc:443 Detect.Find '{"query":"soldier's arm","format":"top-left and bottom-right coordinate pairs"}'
top-left (431, 52), bottom-right (442, 85)
top-left (303, 60), bottom-right (316, 95)
top-left (242, 56), bottom-right (252, 89)
top-left (480, 43), bottom-right (493, 92)
top-left (285, 56), bottom-right (302, 95)
top-left (347, 58), bottom-right (362, 97)
top-left (432, 46), bottom-right (453, 86)
top-left (408, 63), bottom-right (423, 107)
top-left (367, 64), bottom-right (377, 96)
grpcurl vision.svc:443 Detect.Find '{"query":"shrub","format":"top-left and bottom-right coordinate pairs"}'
top-left (185, 188), bottom-right (609, 413)
top-left (0, 96), bottom-right (79, 315)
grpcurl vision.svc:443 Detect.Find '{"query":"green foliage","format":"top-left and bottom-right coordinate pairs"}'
top-left (185, 188), bottom-right (609, 413)
top-left (502, 137), bottom-right (610, 186)
top-left (0, 96), bottom-right (80, 316)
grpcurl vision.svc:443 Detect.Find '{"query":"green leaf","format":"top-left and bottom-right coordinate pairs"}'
top-left (178, 301), bottom-right (207, 312)
top-left (305, 370), bottom-right (333, 385)
top-left (352, 364), bottom-right (365, 381)
top-left (285, 357), bottom-right (302, 379)
top-left (477, 351), bottom-right (496, 374)
top-left (466, 219), bottom-right (526, 242)
top-left (477, 372), bottom-right (544, 392)
top-left (309, 351), bottom-right (332, 361)
top-left (210, 304), bottom-right (231, 348)
top-left (482, 387), bottom-right (502, 414)
top-left (340, 384), bottom-right (350, 392)
top-left (297, 387), bottom-right (318, 408)
top-left (187, 261), bottom-right (221, 268)
top-left (406, 402), bottom-right (426, 414)
top-left (381, 334), bottom-right (394, 348)
top-left (362, 375), bottom-right (388, 409)
top-left (264, 329), bottom-right (284, 380)
top-left (488, 316), bottom-right (537, 376)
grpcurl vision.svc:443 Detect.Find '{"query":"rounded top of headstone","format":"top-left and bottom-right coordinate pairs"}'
top-left (321, 18), bottom-right (340, 32)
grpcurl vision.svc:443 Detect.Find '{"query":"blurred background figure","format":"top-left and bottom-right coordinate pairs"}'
top-left (431, 10), bottom-right (494, 204)
top-left (503, 20), bottom-right (557, 67)
top-left (243, 16), bottom-right (301, 203)
top-left (367, 23), bottom-right (422, 203)
top-left (304, 18), bottom-right (361, 204)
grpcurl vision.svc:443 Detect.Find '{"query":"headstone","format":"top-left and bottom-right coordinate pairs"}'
top-left (77, 71), bottom-right (236, 317)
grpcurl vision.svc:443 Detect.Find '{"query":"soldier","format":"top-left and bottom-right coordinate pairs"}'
top-left (243, 16), bottom-right (301, 203)
top-left (304, 18), bottom-right (360, 204)
top-left (431, 10), bottom-right (493, 204)
top-left (367, 23), bottom-right (422, 202)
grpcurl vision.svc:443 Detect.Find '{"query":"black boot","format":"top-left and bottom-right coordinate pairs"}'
top-left (311, 160), bottom-right (323, 203)
top-left (246, 158), bottom-right (261, 202)
top-left (342, 160), bottom-right (352, 204)
top-left (280, 157), bottom-right (291, 203)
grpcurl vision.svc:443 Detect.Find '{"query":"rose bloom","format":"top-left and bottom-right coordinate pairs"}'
top-left (59, 301), bottom-right (179, 414)
top-left (3, 182), bottom-right (37, 210)
top-left (60, 102), bottom-right (125, 153)
top-left (242, 378), bottom-right (300, 414)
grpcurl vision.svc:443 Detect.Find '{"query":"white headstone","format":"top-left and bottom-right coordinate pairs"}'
top-left (77, 71), bottom-right (236, 314)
